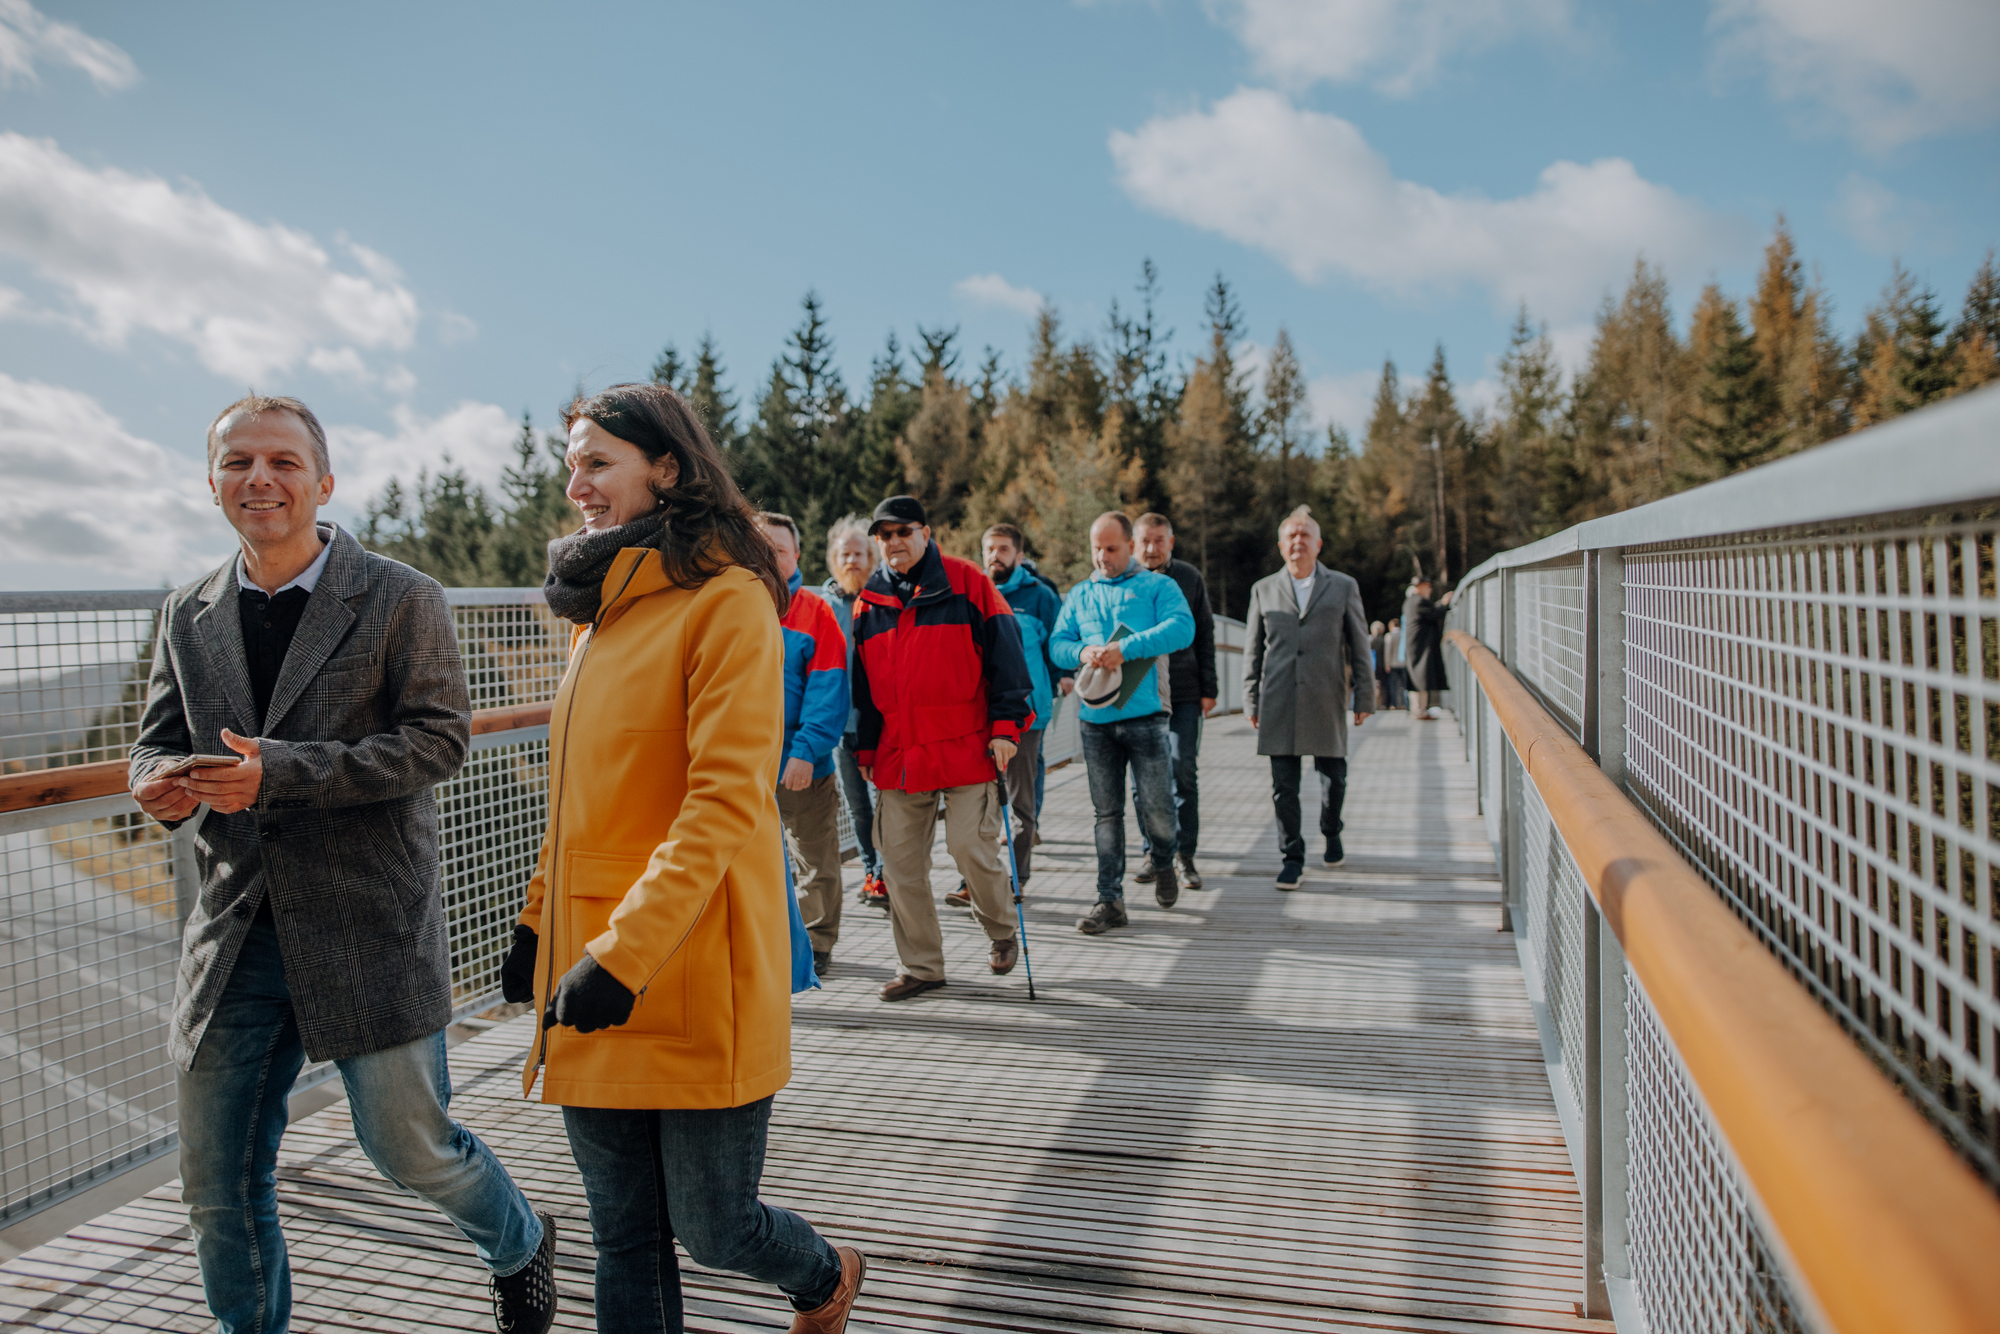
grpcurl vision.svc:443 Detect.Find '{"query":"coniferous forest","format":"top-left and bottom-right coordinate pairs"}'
top-left (361, 222), bottom-right (2000, 622)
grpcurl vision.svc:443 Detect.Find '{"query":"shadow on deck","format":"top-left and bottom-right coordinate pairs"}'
top-left (0, 713), bottom-right (1608, 1333)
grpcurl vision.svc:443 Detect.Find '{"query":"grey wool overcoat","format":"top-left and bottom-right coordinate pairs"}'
top-left (130, 525), bottom-right (471, 1068)
top-left (1244, 563), bottom-right (1378, 758)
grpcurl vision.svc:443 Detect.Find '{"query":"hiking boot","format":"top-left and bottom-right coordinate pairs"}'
top-left (789, 1245), bottom-right (867, 1333)
top-left (1153, 859), bottom-right (1179, 909)
top-left (812, 950), bottom-right (832, 977)
top-left (944, 881), bottom-right (971, 908)
top-left (1179, 856), bottom-right (1204, 890)
top-left (1077, 900), bottom-right (1129, 935)
top-left (989, 937), bottom-right (1019, 974)
top-left (1323, 837), bottom-right (1344, 866)
top-left (1275, 863), bottom-right (1303, 891)
top-left (879, 974), bottom-right (946, 1002)
top-left (491, 1211), bottom-right (557, 1334)
top-left (1133, 862), bottom-right (1157, 884)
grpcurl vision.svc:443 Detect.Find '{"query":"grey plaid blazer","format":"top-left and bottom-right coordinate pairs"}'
top-left (131, 525), bottom-right (470, 1067)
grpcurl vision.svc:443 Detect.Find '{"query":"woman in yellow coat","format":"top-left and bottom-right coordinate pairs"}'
top-left (496, 383), bottom-right (864, 1334)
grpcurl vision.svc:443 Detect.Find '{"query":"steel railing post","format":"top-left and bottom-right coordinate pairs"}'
top-left (1578, 550), bottom-right (1611, 1318)
top-left (1598, 912), bottom-right (1635, 1323)
top-left (1591, 549), bottom-right (1627, 789)
top-left (1498, 570), bottom-right (1517, 933)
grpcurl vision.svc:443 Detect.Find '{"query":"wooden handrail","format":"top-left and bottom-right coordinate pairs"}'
top-left (0, 703), bottom-right (558, 816)
top-left (1447, 627), bottom-right (2000, 1334)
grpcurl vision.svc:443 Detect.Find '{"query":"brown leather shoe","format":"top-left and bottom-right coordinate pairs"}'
top-left (944, 881), bottom-right (971, 908)
top-left (989, 937), bottom-right (1019, 974)
top-left (879, 974), bottom-right (946, 1002)
top-left (789, 1245), bottom-right (866, 1333)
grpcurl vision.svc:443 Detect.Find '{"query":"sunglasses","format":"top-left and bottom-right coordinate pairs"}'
top-left (875, 524), bottom-right (918, 540)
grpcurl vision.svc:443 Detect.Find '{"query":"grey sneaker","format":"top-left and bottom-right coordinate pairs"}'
top-left (1153, 860), bottom-right (1179, 909)
top-left (1077, 900), bottom-right (1129, 934)
top-left (1179, 856), bottom-right (1204, 890)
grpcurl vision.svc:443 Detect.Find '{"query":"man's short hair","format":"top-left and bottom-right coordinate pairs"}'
top-left (758, 511), bottom-right (801, 549)
top-left (825, 514), bottom-right (870, 562)
top-left (1278, 503), bottom-right (1321, 540)
top-left (1135, 512), bottom-right (1172, 535)
top-left (207, 395), bottom-right (330, 476)
top-left (983, 522), bottom-right (1025, 552)
top-left (1091, 511), bottom-right (1134, 540)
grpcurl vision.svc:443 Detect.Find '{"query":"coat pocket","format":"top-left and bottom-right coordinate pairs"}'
top-left (562, 850), bottom-right (689, 1040)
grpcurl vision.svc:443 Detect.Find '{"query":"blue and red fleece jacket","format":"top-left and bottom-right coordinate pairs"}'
top-left (778, 570), bottom-right (849, 781)
top-left (852, 543), bottom-right (1035, 793)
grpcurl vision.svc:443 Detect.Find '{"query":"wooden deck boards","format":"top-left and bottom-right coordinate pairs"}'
top-left (0, 712), bottom-right (1609, 1332)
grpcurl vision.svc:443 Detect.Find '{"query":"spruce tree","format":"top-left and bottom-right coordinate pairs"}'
top-left (1488, 307), bottom-right (1562, 547)
top-left (686, 333), bottom-right (740, 451)
top-left (1948, 251), bottom-right (2000, 393)
top-left (1853, 265), bottom-right (1956, 426)
top-left (1686, 288), bottom-right (1783, 481)
top-left (1258, 326), bottom-right (1311, 519)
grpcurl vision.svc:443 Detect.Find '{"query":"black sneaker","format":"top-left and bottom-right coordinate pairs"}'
top-left (1324, 837), bottom-right (1344, 866)
top-left (1133, 862), bottom-right (1157, 884)
top-left (1179, 856), bottom-right (1204, 890)
top-left (1153, 860), bottom-right (1179, 909)
top-left (1077, 900), bottom-right (1129, 934)
top-left (1275, 864), bottom-right (1303, 891)
top-left (492, 1211), bottom-right (557, 1334)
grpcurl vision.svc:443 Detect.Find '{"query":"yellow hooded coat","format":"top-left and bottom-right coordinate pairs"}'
top-left (518, 552), bottom-right (792, 1109)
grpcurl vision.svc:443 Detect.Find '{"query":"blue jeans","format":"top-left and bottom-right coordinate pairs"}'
top-left (834, 740), bottom-right (881, 878)
top-left (1137, 700), bottom-right (1204, 861)
top-left (563, 1098), bottom-right (842, 1332)
top-left (1081, 714), bottom-right (1178, 901)
top-left (178, 919), bottom-right (541, 1334)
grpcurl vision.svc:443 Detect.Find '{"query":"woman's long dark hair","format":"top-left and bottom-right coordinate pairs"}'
top-left (563, 382), bottom-right (789, 616)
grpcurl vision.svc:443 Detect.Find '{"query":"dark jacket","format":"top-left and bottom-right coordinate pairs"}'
top-left (852, 542), bottom-right (1034, 792)
top-left (1244, 562), bottom-right (1377, 758)
top-left (130, 525), bottom-right (470, 1068)
top-left (1403, 589), bottom-right (1450, 692)
top-left (1155, 558), bottom-right (1217, 707)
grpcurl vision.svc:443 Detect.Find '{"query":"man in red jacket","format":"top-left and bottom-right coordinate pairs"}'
top-left (852, 496), bottom-right (1035, 1001)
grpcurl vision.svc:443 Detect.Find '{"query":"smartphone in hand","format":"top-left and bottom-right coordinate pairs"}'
top-left (150, 754), bottom-right (244, 779)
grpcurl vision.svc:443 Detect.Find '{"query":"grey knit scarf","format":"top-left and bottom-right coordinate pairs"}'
top-left (543, 509), bottom-right (668, 624)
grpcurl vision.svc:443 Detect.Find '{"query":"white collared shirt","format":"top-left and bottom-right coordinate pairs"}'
top-left (237, 526), bottom-right (333, 596)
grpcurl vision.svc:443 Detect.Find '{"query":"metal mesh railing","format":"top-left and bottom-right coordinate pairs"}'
top-left (1625, 971), bottom-right (1810, 1334)
top-left (0, 804), bottom-right (180, 1223)
top-left (1516, 751), bottom-right (1592, 1122)
top-left (1623, 519), bottom-right (2000, 1177)
top-left (1512, 561), bottom-right (1587, 734)
top-left (0, 594), bottom-right (163, 776)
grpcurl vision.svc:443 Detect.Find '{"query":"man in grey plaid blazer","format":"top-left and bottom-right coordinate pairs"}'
top-left (130, 395), bottom-right (557, 1334)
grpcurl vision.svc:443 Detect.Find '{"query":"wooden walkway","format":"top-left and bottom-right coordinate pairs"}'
top-left (0, 713), bottom-right (1607, 1332)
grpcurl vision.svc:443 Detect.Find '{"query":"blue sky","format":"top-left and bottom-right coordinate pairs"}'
top-left (1, 0), bottom-right (1994, 588)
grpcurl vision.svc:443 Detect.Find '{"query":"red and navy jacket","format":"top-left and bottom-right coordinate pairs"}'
top-left (852, 542), bottom-right (1035, 793)
top-left (778, 570), bottom-right (849, 781)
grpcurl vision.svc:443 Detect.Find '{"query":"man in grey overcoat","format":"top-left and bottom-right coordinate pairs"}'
top-left (1244, 505), bottom-right (1377, 889)
top-left (129, 395), bottom-right (557, 1334)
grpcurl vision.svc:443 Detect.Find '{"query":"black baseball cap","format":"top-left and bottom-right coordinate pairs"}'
top-left (868, 495), bottom-right (928, 535)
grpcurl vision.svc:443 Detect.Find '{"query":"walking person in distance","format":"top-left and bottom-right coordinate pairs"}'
top-left (1243, 505), bottom-right (1376, 890)
top-left (497, 383), bottom-right (864, 1333)
top-left (1402, 578), bottom-right (1453, 719)
top-left (977, 522), bottom-right (1068, 891)
top-left (1048, 512), bottom-right (1196, 934)
top-left (849, 496), bottom-right (1033, 999)
top-left (1131, 512), bottom-right (1217, 890)
top-left (129, 394), bottom-right (557, 1334)
top-left (812, 517), bottom-right (889, 909)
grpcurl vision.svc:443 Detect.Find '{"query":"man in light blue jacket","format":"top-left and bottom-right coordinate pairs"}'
top-left (1048, 512), bottom-right (1195, 935)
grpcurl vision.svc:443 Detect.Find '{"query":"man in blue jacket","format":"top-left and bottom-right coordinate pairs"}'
top-left (760, 513), bottom-right (850, 975)
top-left (981, 523), bottom-right (1070, 885)
top-left (1048, 512), bottom-right (1195, 934)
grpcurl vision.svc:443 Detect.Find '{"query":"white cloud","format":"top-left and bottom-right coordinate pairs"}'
top-left (0, 133), bottom-right (419, 384)
top-left (1710, 0), bottom-right (2000, 150)
top-left (953, 272), bottom-right (1045, 316)
top-left (1110, 88), bottom-right (1750, 324)
top-left (0, 373), bottom-right (226, 581)
top-left (1307, 369), bottom-right (1381, 438)
top-left (324, 401), bottom-right (520, 511)
top-left (0, 0), bottom-right (137, 92)
top-left (1835, 173), bottom-right (1940, 254)
top-left (1207, 0), bottom-right (1575, 96)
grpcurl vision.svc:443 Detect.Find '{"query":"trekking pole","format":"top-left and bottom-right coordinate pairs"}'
top-left (994, 755), bottom-right (1037, 1001)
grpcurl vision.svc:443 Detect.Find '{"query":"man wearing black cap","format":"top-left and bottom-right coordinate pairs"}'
top-left (848, 497), bottom-right (1036, 1000)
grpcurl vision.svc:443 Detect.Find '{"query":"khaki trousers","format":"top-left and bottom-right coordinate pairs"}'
top-left (776, 774), bottom-right (844, 954)
top-left (873, 783), bottom-right (1016, 981)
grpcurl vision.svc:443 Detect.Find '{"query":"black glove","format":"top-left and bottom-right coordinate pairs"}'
top-left (542, 953), bottom-right (636, 1033)
top-left (499, 925), bottom-right (538, 1003)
